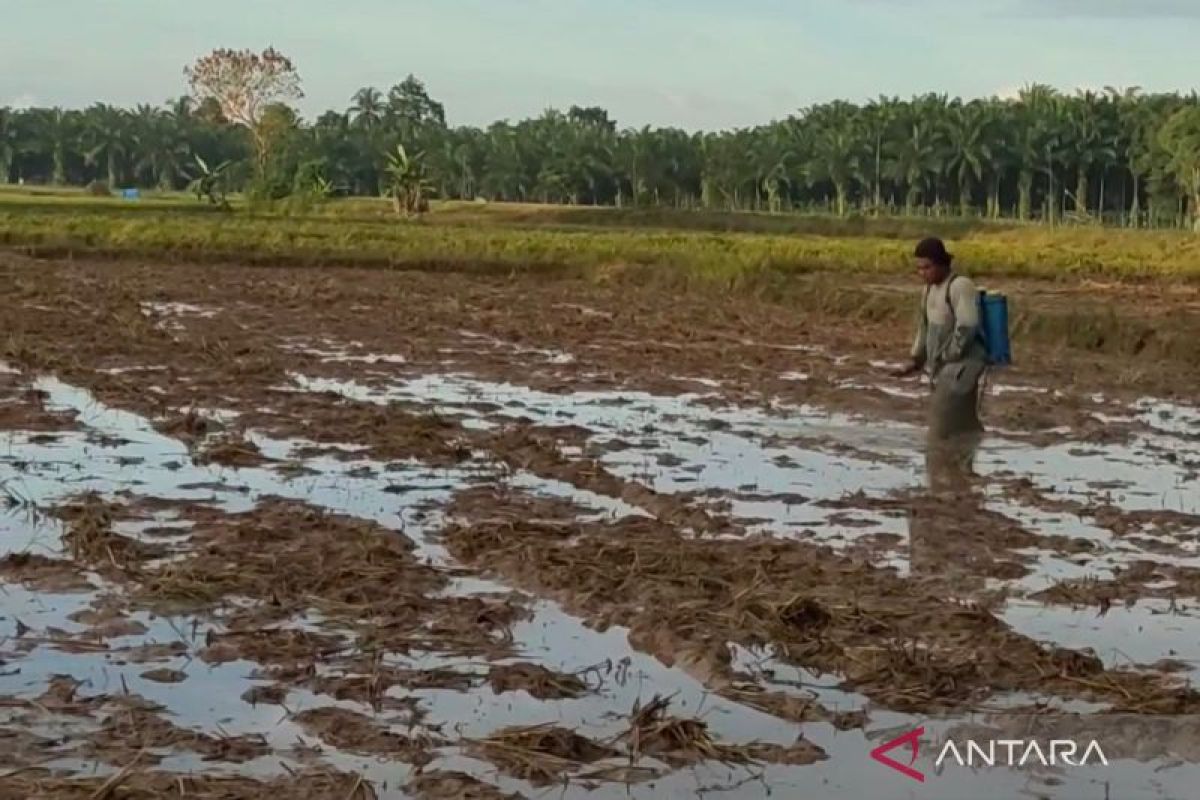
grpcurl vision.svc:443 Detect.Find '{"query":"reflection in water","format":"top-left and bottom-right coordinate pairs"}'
top-left (926, 430), bottom-right (983, 494)
top-left (910, 431), bottom-right (984, 585)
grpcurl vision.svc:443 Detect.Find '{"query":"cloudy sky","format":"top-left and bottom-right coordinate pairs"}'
top-left (2, 0), bottom-right (1195, 129)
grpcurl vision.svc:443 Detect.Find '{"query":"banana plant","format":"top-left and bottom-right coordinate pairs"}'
top-left (383, 143), bottom-right (432, 217)
top-left (187, 154), bottom-right (232, 208)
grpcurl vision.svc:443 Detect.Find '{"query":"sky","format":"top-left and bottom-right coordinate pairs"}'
top-left (1, 0), bottom-right (1196, 130)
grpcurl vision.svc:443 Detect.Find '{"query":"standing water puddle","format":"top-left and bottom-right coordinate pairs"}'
top-left (0, 374), bottom-right (861, 798)
top-left (292, 369), bottom-right (1200, 582)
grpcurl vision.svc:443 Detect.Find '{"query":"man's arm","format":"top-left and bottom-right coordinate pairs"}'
top-left (941, 277), bottom-right (981, 363)
top-left (910, 312), bottom-right (927, 367)
top-left (893, 295), bottom-right (928, 377)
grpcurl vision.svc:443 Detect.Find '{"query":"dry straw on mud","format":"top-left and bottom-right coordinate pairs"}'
top-left (622, 695), bottom-right (726, 766)
top-left (462, 694), bottom-right (824, 786)
top-left (246, 401), bottom-right (474, 466)
top-left (487, 662), bottom-right (589, 699)
top-left (616, 694), bottom-right (826, 767)
top-left (158, 408), bottom-right (218, 441)
top-left (443, 487), bottom-right (1200, 716)
top-left (292, 707), bottom-right (441, 763)
top-left (133, 498), bottom-right (448, 615)
top-left (56, 493), bottom-right (163, 570)
top-left (0, 552), bottom-right (93, 592)
top-left (0, 768), bottom-right (377, 799)
top-left (85, 705), bottom-right (270, 765)
top-left (191, 432), bottom-right (269, 468)
top-left (467, 723), bottom-right (618, 785)
top-left (405, 770), bottom-right (522, 800)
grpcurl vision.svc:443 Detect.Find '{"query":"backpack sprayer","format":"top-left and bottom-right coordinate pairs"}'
top-left (927, 276), bottom-right (1010, 415)
top-left (977, 289), bottom-right (1011, 367)
top-left (929, 276), bottom-right (1012, 367)
top-left (974, 288), bottom-right (1010, 417)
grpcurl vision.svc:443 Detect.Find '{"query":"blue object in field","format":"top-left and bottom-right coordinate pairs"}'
top-left (977, 290), bottom-right (1012, 366)
top-left (122, 188), bottom-right (140, 200)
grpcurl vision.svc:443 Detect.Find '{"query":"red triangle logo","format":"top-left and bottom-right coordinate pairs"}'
top-left (870, 726), bottom-right (926, 783)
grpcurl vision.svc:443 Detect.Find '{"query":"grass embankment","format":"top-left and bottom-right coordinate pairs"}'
top-left (325, 198), bottom-right (1028, 240)
top-left (2, 192), bottom-right (1199, 367)
top-left (1, 193), bottom-right (1198, 282)
top-left (0, 187), bottom-right (1021, 237)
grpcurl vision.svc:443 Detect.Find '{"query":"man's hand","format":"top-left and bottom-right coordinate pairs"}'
top-left (891, 358), bottom-right (921, 379)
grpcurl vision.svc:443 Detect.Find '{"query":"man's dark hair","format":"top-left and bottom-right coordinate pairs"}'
top-left (915, 237), bottom-right (953, 268)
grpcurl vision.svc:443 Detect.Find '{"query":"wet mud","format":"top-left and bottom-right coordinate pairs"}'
top-left (2, 252), bottom-right (1200, 798)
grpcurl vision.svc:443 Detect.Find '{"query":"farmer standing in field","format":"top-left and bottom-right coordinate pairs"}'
top-left (894, 236), bottom-right (989, 447)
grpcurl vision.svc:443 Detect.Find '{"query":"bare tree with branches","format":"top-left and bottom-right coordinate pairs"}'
top-left (184, 47), bottom-right (302, 171)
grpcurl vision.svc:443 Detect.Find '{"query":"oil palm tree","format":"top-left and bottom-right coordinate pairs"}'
top-left (1010, 105), bottom-right (1040, 220)
top-left (888, 116), bottom-right (942, 215)
top-left (750, 126), bottom-right (792, 213)
top-left (944, 101), bottom-right (992, 217)
top-left (1067, 91), bottom-right (1118, 219)
top-left (807, 125), bottom-right (860, 217)
top-left (698, 131), bottom-right (747, 210)
top-left (654, 127), bottom-right (700, 207)
top-left (5, 77), bottom-right (1200, 226)
top-left (614, 127), bottom-right (644, 207)
top-left (82, 103), bottom-right (130, 187)
top-left (1012, 84), bottom-right (1058, 220)
top-left (1109, 87), bottom-right (1154, 226)
top-left (132, 105), bottom-right (186, 189)
top-left (802, 101), bottom-right (862, 215)
top-left (168, 96), bottom-right (194, 121)
top-left (479, 123), bottom-right (527, 201)
top-left (28, 107), bottom-right (78, 185)
top-left (979, 100), bottom-right (1010, 218)
top-left (349, 87), bottom-right (385, 131)
top-left (1158, 105), bottom-right (1200, 231)
top-left (863, 95), bottom-right (901, 214)
top-left (910, 93), bottom-right (951, 211)
top-left (1033, 96), bottom-right (1074, 224)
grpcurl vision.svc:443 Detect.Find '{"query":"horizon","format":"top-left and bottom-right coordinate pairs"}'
top-left (2, 1), bottom-right (1197, 131)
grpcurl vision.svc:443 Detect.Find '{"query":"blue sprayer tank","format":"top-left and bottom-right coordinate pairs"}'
top-left (977, 290), bottom-right (1012, 366)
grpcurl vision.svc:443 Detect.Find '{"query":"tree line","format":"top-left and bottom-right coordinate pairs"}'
top-left (2, 69), bottom-right (1199, 228)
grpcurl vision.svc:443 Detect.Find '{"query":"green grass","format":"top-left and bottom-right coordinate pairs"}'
top-left (1, 192), bottom-right (1198, 283)
top-left (2, 191), bottom-right (1198, 367)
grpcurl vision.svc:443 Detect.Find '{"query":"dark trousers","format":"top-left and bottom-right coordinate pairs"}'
top-left (927, 359), bottom-right (987, 441)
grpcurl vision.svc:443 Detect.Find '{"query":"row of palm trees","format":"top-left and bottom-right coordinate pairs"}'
top-left (0, 99), bottom-right (242, 193)
top-left (2, 79), bottom-right (1198, 226)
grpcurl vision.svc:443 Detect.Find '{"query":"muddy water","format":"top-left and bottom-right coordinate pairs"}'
top-left (293, 367), bottom-right (1200, 582)
top-left (281, 358), bottom-right (1200, 798)
top-left (1002, 599), bottom-right (1200, 678)
top-left (289, 372), bottom-right (921, 538)
top-left (0, 374), bottom-right (851, 798)
top-left (5, 349), bottom-right (1200, 798)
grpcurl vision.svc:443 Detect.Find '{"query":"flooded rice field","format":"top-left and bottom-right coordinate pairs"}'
top-left (3, 256), bottom-right (1200, 798)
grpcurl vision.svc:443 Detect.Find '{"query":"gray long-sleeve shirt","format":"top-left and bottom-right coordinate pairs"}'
top-left (911, 272), bottom-right (988, 378)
